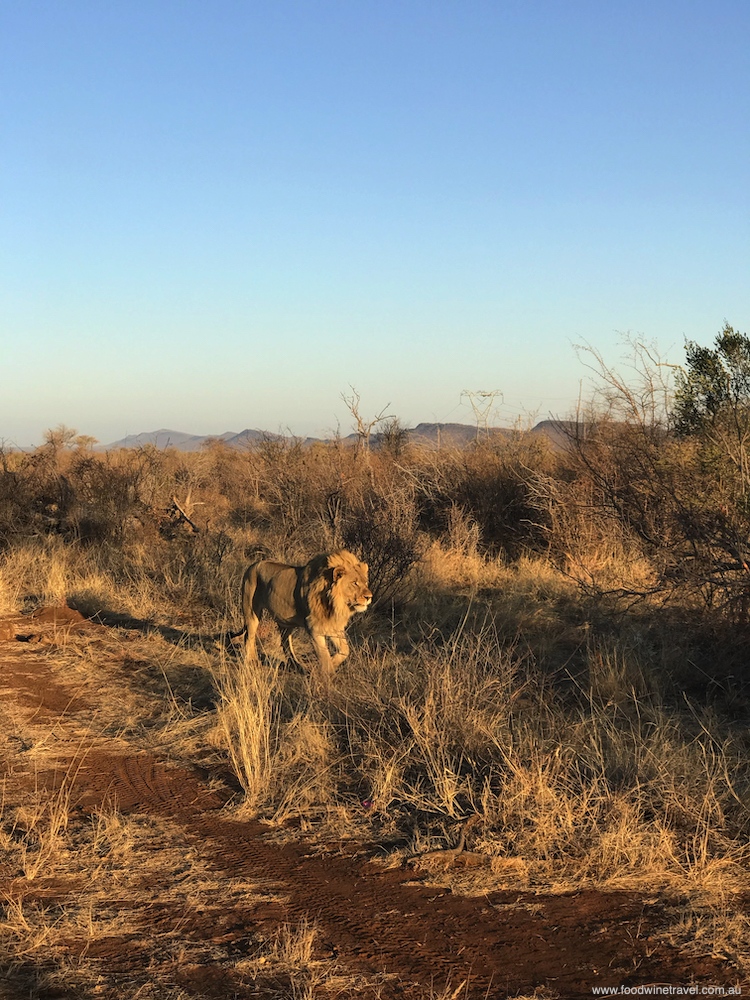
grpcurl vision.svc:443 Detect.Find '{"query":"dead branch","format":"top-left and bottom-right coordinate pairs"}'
top-left (170, 494), bottom-right (201, 534)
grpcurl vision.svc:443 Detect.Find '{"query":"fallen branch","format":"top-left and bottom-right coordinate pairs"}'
top-left (170, 495), bottom-right (200, 534)
top-left (406, 815), bottom-right (484, 871)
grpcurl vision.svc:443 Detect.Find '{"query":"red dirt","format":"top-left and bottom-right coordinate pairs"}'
top-left (0, 612), bottom-right (746, 999)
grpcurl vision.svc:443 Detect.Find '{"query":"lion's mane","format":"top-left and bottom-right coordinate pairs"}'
top-left (302, 550), bottom-right (370, 630)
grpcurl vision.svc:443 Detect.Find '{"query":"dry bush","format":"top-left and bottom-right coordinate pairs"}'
top-left (0, 445), bottom-right (72, 544)
top-left (244, 436), bottom-right (328, 547)
top-left (326, 625), bottom-right (750, 893)
top-left (199, 437), bottom-right (266, 528)
top-left (335, 468), bottom-right (426, 605)
top-left (553, 420), bottom-right (714, 595)
top-left (65, 452), bottom-right (152, 541)
top-left (555, 339), bottom-right (750, 623)
top-left (412, 434), bottom-right (556, 560)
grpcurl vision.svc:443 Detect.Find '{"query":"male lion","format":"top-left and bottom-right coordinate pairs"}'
top-left (240, 550), bottom-right (372, 673)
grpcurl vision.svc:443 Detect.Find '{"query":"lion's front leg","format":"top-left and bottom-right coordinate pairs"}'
top-left (281, 629), bottom-right (303, 667)
top-left (309, 633), bottom-right (335, 673)
top-left (328, 632), bottom-right (350, 669)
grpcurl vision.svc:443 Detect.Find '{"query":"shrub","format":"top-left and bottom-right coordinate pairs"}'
top-left (414, 434), bottom-right (555, 559)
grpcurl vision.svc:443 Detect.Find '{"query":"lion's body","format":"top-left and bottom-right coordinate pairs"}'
top-left (240, 550), bottom-right (371, 673)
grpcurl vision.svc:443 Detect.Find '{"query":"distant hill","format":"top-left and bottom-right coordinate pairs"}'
top-left (403, 423), bottom-right (511, 448)
top-left (99, 428), bottom-right (283, 452)
top-left (99, 429), bottom-right (218, 451)
top-left (528, 419), bottom-right (581, 450)
top-left (400, 421), bottom-right (578, 450)
top-left (99, 421), bottom-right (575, 452)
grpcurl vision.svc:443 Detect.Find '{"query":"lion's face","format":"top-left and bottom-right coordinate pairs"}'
top-left (333, 560), bottom-right (372, 614)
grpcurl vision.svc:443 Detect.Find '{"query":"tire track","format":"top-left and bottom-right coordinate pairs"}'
top-left (69, 751), bottom-right (737, 996)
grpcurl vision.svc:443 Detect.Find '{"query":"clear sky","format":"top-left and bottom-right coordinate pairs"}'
top-left (2, 0), bottom-right (748, 446)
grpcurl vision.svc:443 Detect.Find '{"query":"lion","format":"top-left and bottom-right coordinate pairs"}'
top-left (240, 550), bottom-right (372, 673)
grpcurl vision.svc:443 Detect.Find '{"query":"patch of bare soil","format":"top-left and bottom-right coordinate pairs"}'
top-left (0, 611), bottom-right (746, 999)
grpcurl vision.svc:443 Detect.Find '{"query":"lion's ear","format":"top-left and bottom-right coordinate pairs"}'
top-left (333, 566), bottom-right (346, 583)
top-left (361, 563), bottom-right (368, 574)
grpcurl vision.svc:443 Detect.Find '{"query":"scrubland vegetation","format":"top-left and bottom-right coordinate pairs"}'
top-left (2, 330), bottom-right (750, 990)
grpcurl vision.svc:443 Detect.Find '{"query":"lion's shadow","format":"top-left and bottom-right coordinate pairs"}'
top-left (84, 607), bottom-right (223, 652)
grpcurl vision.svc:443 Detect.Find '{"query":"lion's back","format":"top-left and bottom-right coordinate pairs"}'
top-left (244, 550), bottom-right (370, 630)
top-left (244, 559), bottom-right (305, 624)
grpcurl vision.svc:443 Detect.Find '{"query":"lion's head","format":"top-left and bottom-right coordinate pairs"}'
top-left (330, 550), bottom-right (372, 615)
top-left (306, 550), bottom-right (372, 627)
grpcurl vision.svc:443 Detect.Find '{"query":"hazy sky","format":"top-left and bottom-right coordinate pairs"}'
top-left (2, 1), bottom-right (748, 446)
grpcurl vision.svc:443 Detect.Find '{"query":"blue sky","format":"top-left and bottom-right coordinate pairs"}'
top-left (2, 1), bottom-right (748, 446)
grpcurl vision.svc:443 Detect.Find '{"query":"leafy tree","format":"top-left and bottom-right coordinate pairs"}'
top-left (75, 434), bottom-right (98, 451)
top-left (674, 323), bottom-right (750, 494)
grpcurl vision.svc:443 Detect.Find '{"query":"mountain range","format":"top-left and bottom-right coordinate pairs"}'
top-left (98, 420), bottom-right (573, 452)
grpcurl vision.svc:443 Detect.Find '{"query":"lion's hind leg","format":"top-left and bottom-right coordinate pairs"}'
top-left (243, 610), bottom-right (260, 662)
top-left (241, 566), bottom-right (261, 662)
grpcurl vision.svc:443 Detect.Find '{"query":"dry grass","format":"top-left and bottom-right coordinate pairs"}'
top-left (665, 898), bottom-right (750, 969)
top-left (213, 652), bottom-right (284, 814)
top-left (4, 533), bottom-right (750, 899)
top-left (1, 434), bottom-right (750, 989)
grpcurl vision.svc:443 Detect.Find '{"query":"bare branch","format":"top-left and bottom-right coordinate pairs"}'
top-left (340, 386), bottom-right (394, 452)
